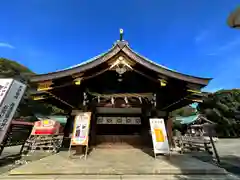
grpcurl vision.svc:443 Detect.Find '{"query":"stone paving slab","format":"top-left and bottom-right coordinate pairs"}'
top-left (0, 146), bottom-right (22, 159)
top-left (9, 148), bottom-right (227, 176)
top-left (1, 174), bottom-right (240, 180)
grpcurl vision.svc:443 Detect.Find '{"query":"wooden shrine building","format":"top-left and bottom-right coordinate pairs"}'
top-left (30, 31), bottom-right (212, 148)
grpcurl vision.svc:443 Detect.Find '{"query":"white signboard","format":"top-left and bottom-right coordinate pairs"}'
top-left (0, 79), bottom-right (26, 144)
top-left (0, 79), bottom-right (13, 105)
top-left (71, 112), bottom-right (91, 146)
top-left (149, 118), bottom-right (170, 155)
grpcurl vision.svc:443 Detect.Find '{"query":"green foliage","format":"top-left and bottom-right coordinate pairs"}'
top-left (170, 105), bottom-right (197, 133)
top-left (197, 89), bottom-right (240, 137)
top-left (0, 58), bottom-right (34, 80)
top-left (171, 105), bottom-right (197, 117)
top-left (0, 58), bottom-right (64, 120)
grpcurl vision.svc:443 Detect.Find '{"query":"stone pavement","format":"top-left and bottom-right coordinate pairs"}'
top-left (215, 138), bottom-right (240, 168)
top-left (191, 138), bottom-right (240, 177)
top-left (0, 145), bottom-right (22, 158)
top-left (0, 174), bottom-right (240, 180)
top-left (1, 139), bottom-right (240, 179)
top-left (7, 148), bottom-right (228, 176)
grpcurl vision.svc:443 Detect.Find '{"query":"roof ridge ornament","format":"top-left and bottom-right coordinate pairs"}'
top-left (114, 29), bottom-right (129, 48)
top-left (120, 28), bottom-right (124, 41)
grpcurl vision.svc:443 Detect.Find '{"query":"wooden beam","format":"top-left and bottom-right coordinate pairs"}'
top-left (187, 89), bottom-right (201, 94)
top-left (46, 91), bottom-right (75, 108)
top-left (32, 96), bottom-right (47, 101)
top-left (37, 82), bottom-right (72, 91)
top-left (161, 94), bottom-right (192, 110)
top-left (185, 98), bottom-right (203, 103)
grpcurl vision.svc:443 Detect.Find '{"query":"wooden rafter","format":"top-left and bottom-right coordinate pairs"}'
top-left (45, 91), bottom-right (76, 109)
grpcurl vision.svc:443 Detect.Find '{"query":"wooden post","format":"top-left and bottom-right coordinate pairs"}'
top-left (0, 124), bottom-right (13, 156)
top-left (84, 145), bottom-right (88, 160)
top-left (19, 125), bottom-right (33, 155)
top-left (166, 116), bottom-right (174, 149)
top-left (207, 124), bottom-right (220, 164)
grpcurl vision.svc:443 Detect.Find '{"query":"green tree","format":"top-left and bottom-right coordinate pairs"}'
top-left (171, 105), bottom-right (197, 117)
top-left (197, 89), bottom-right (240, 137)
top-left (0, 58), bottom-right (64, 120)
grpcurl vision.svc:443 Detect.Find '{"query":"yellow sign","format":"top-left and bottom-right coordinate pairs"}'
top-left (43, 120), bottom-right (49, 125)
top-left (154, 128), bottom-right (164, 142)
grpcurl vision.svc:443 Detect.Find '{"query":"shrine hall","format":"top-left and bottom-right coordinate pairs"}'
top-left (30, 30), bottom-right (212, 148)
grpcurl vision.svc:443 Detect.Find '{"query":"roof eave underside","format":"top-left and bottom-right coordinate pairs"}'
top-left (30, 42), bottom-right (212, 86)
top-left (228, 7), bottom-right (240, 28)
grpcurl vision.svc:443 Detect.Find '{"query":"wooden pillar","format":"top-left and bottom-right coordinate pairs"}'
top-left (62, 113), bottom-right (74, 149)
top-left (89, 100), bottom-right (97, 147)
top-left (141, 102), bottom-right (151, 147)
top-left (166, 114), bottom-right (174, 148)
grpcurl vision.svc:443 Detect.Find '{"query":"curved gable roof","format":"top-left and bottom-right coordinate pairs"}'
top-left (30, 40), bottom-right (212, 86)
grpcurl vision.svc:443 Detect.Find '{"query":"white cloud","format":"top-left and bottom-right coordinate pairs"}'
top-left (0, 42), bottom-right (15, 49)
top-left (218, 37), bottom-right (240, 51)
top-left (195, 30), bottom-right (209, 43)
top-left (203, 87), bottom-right (223, 93)
top-left (206, 37), bottom-right (240, 56)
top-left (206, 53), bottom-right (217, 56)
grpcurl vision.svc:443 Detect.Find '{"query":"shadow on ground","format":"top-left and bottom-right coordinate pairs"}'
top-left (192, 152), bottom-right (240, 174)
top-left (0, 154), bottom-right (22, 174)
top-left (0, 152), bottom-right (54, 175)
top-left (217, 155), bottom-right (240, 176)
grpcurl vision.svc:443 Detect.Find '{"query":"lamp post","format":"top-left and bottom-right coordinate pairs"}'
top-left (227, 7), bottom-right (240, 29)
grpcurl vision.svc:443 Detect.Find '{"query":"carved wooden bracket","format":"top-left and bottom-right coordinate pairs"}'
top-left (37, 81), bottom-right (53, 91)
top-left (109, 56), bottom-right (133, 75)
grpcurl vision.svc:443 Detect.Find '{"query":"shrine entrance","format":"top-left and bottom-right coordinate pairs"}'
top-left (95, 135), bottom-right (144, 149)
top-left (93, 107), bottom-right (151, 149)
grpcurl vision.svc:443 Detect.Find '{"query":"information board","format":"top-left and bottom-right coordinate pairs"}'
top-left (149, 118), bottom-right (170, 156)
top-left (0, 79), bottom-right (26, 145)
top-left (0, 79), bottom-right (13, 105)
top-left (71, 112), bottom-right (91, 146)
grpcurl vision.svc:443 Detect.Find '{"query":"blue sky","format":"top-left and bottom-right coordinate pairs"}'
top-left (0, 0), bottom-right (239, 92)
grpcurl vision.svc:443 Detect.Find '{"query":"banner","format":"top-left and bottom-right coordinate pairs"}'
top-left (0, 79), bottom-right (26, 144)
top-left (149, 118), bottom-right (169, 155)
top-left (71, 112), bottom-right (91, 146)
